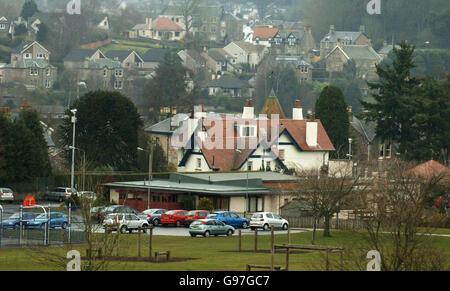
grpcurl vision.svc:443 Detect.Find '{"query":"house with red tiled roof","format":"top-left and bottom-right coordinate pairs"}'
top-left (173, 100), bottom-right (335, 173)
top-left (129, 17), bottom-right (185, 41)
top-left (252, 26), bottom-right (279, 47)
top-left (407, 160), bottom-right (450, 185)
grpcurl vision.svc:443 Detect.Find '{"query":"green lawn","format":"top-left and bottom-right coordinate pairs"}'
top-left (0, 230), bottom-right (448, 271)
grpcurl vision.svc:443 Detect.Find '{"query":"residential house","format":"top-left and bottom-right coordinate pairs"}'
top-left (325, 45), bottom-right (382, 80)
top-left (202, 48), bottom-right (234, 75)
top-left (178, 49), bottom-right (207, 73)
top-left (223, 41), bottom-right (267, 69)
top-left (377, 41), bottom-right (400, 59)
top-left (0, 17), bottom-right (10, 36)
top-left (320, 25), bottom-right (371, 58)
top-left (95, 15), bottom-right (110, 31)
top-left (105, 50), bottom-right (144, 70)
top-left (252, 26), bottom-right (279, 47)
top-left (76, 58), bottom-right (126, 91)
top-left (349, 107), bottom-right (395, 163)
top-left (130, 17), bottom-right (185, 41)
top-left (3, 41), bottom-right (57, 89)
top-left (201, 75), bottom-right (252, 98)
top-left (269, 25), bottom-right (316, 57)
top-left (63, 48), bottom-right (106, 70)
top-left (141, 48), bottom-right (170, 69)
top-left (272, 55), bottom-right (313, 83)
top-left (176, 100), bottom-right (334, 173)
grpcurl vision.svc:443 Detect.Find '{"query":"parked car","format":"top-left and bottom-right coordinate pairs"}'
top-left (189, 219), bottom-right (235, 237)
top-left (141, 208), bottom-right (167, 226)
top-left (26, 212), bottom-right (69, 230)
top-left (0, 188), bottom-right (14, 203)
top-left (207, 211), bottom-right (250, 229)
top-left (90, 206), bottom-right (105, 222)
top-left (42, 187), bottom-right (76, 202)
top-left (160, 210), bottom-right (188, 227)
top-left (78, 191), bottom-right (97, 200)
top-left (184, 210), bottom-right (210, 227)
top-left (99, 205), bottom-right (146, 222)
top-left (1, 212), bottom-right (39, 229)
top-left (250, 212), bottom-right (289, 231)
top-left (102, 213), bottom-right (149, 234)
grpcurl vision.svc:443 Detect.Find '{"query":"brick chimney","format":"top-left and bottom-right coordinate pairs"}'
top-left (329, 25), bottom-right (335, 34)
top-left (360, 25), bottom-right (365, 33)
top-left (292, 100), bottom-right (303, 120)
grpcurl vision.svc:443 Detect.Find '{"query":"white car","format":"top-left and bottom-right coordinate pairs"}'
top-left (103, 213), bottom-right (149, 234)
top-left (250, 212), bottom-right (289, 231)
top-left (0, 188), bottom-right (14, 202)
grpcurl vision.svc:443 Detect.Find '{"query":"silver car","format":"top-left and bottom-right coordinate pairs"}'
top-left (142, 208), bottom-right (167, 226)
top-left (103, 213), bottom-right (149, 234)
top-left (0, 188), bottom-right (14, 202)
top-left (250, 212), bottom-right (289, 231)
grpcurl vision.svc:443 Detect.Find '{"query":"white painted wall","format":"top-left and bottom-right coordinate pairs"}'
top-left (230, 197), bottom-right (246, 213)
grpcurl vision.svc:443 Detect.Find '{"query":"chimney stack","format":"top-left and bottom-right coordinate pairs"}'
top-left (360, 25), bottom-right (365, 33)
top-left (347, 106), bottom-right (353, 121)
top-left (243, 99), bottom-right (254, 119)
top-left (292, 100), bottom-right (303, 120)
top-left (84, 57), bottom-right (90, 68)
top-left (329, 25), bottom-right (335, 33)
top-left (306, 120), bottom-right (318, 147)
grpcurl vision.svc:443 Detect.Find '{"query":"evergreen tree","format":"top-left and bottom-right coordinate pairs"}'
top-left (20, 0), bottom-right (38, 20)
top-left (59, 91), bottom-right (143, 171)
top-left (361, 41), bottom-right (421, 157)
top-left (315, 86), bottom-right (350, 158)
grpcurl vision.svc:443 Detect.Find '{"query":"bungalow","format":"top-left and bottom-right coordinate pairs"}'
top-left (105, 172), bottom-right (298, 213)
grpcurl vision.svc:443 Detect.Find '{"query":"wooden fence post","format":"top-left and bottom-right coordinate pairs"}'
top-left (116, 223), bottom-right (120, 257)
top-left (238, 230), bottom-right (242, 252)
top-left (254, 228), bottom-right (258, 252)
top-left (149, 225), bottom-right (153, 261)
top-left (138, 227), bottom-right (141, 257)
top-left (270, 226), bottom-right (275, 271)
top-left (325, 247), bottom-right (330, 271)
top-left (286, 226), bottom-right (291, 271)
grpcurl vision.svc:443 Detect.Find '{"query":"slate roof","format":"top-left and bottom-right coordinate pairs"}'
top-left (350, 116), bottom-right (376, 143)
top-left (9, 59), bottom-right (54, 69)
top-left (88, 58), bottom-right (122, 69)
top-left (203, 75), bottom-right (251, 89)
top-left (12, 41), bottom-right (48, 54)
top-left (321, 30), bottom-right (364, 43)
top-left (141, 48), bottom-right (168, 62)
top-left (273, 55), bottom-right (313, 68)
top-left (105, 50), bottom-right (143, 63)
top-left (63, 49), bottom-right (101, 62)
top-left (378, 43), bottom-right (401, 55)
top-left (341, 45), bottom-right (381, 61)
top-left (233, 41), bottom-right (266, 54)
top-left (207, 48), bottom-right (230, 62)
top-left (259, 89), bottom-right (287, 119)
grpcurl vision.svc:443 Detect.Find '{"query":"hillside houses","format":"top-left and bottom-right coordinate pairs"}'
top-left (320, 25), bottom-right (371, 58)
top-left (2, 41), bottom-right (57, 89)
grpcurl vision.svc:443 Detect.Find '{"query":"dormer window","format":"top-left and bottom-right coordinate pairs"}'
top-left (24, 53), bottom-right (32, 59)
top-left (37, 53), bottom-right (45, 59)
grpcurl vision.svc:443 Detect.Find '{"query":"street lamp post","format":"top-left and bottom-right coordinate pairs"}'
top-left (347, 138), bottom-right (353, 161)
top-left (138, 138), bottom-right (157, 210)
top-left (69, 146), bottom-right (86, 192)
top-left (70, 109), bottom-right (77, 197)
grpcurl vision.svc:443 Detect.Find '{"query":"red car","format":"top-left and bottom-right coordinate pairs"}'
top-left (160, 210), bottom-right (188, 227)
top-left (183, 210), bottom-right (210, 227)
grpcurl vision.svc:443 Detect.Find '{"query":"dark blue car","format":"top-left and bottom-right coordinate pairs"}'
top-left (2, 212), bottom-right (39, 229)
top-left (26, 212), bottom-right (69, 230)
top-left (206, 211), bottom-right (249, 228)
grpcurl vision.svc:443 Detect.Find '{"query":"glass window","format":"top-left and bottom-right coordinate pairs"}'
top-left (196, 158), bottom-right (202, 169)
top-left (247, 161), bottom-right (253, 171)
top-left (385, 144), bottom-right (392, 158)
top-left (230, 213), bottom-right (239, 218)
top-left (279, 149), bottom-right (285, 161)
top-left (222, 212), bottom-right (230, 217)
top-left (266, 213), bottom-right (273, 219)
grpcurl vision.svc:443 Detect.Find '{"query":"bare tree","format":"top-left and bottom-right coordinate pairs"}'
top-left (295, 166), bottom-right (359, 242)
top-left (180, 0), bottom-right (199, 40)
top-left (350, 161), bottom-right (449, 271)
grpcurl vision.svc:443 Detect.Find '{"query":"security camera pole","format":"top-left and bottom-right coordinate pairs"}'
top-left (70, 109), bottom-right (77, 198)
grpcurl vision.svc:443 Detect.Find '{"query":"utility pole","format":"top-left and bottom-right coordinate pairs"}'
top-left (70, 109), bottom-right (77, 197)
top-left (138, 137), bottom-right (158, 210)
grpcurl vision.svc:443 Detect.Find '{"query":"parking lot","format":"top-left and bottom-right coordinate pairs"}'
top-left (1, 202), bottom-right (307, 238)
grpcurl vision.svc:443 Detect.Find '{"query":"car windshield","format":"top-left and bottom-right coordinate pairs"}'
top-left (2, 189), bottom-right (12, 193)
top-left (208, 213), bottom-right (218, 217)
top-left (104, 206), bottom-right (119, 212)
top-left (191, 221), bottom-right (203, 226)
top-left (36, 214), bottom-right (49, 219)
top-left (165, 211), bottom-right (176, 215)
top-left (9, 213), bottom-right (20, 219)
top-left (186, 211), bottom-right (197, 216)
